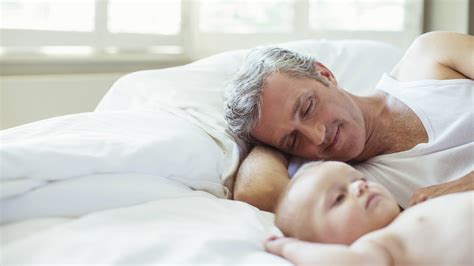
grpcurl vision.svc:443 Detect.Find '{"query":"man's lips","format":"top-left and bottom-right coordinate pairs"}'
top-left (365, 193), bottom-right (381, 209)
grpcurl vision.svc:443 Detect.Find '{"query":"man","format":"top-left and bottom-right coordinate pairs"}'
top-left (224, 31), bottom-right (473, 212)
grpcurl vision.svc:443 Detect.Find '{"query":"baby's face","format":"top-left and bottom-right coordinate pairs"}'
top-left (288, 162), bottom-right (400, 244)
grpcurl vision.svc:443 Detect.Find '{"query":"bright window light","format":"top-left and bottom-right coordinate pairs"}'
top-left (309, 0), bottom-right (405, 31)
top-left (107, 0), bottom-right (181, 35)
top-left (199, 0), bottom-right (294, 33)
top-left (0, 0), bottom-right (95, 32)
top-left (0, 0), bottom-right (421, 59)
top-left (40, 46), bottom-right (94, 56)
top-left (103, 45), bottom-right (183, 54)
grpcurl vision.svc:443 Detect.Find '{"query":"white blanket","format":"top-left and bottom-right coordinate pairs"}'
top-left (0, 110), bottom-right (230, 223)
top-left (1, 178), bottom-right (288, 265)
top-left (1, 173), bottom-right (196, 224)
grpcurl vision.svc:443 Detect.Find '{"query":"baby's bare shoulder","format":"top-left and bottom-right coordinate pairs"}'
top-left (394, 191), bottom-right (472, 229)
top-left (356, 192), bottom-right (473, 265)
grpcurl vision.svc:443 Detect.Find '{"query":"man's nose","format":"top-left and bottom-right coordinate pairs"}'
top-left (298, 123), bottom-right (326, 146)
top-left (351, 179), bottom-right (368, 197)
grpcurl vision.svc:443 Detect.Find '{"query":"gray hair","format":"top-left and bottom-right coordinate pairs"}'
top-left (224, 47), bottom-right (328, 144)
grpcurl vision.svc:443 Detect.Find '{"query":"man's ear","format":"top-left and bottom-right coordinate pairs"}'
top-left (314, 62), bottom-right (337, 86)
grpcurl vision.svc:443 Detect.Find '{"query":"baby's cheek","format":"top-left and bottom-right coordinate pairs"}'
top-left (332, 205), bottom-right (366, 239)
top-left (371, 183), bottom-right (393, 198)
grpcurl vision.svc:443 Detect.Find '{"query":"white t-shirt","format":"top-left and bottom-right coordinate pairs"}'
top-left (289, 74), bottom-right (474, 208)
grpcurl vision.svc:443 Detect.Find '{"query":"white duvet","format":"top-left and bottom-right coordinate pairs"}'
top-left (1, 110), bottom-right (230, 223)
top-left (2, 175), bottom-right (288, 265)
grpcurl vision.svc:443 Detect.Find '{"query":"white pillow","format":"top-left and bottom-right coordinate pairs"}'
top-left (96, 39), bottom-right (402, 190)
top-left (280, 39), bottom-right (402, 95)
top-left (1, 111), bottom-right (228, 200)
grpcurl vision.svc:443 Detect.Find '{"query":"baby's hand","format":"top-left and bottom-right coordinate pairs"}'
top-left (265, 237), bottom-right (310, 265)
top-left (265, 236), bottom-right (325, 265)
top-left (265, 236), bottom-right (373, 265)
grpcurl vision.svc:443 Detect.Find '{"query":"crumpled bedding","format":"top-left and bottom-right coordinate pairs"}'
top-left (1, 176), bottom-right (288, 265)
top-left (0, 110), bottom-right (230, 223)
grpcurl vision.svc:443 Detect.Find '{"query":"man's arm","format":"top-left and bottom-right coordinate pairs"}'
top-left (232, 146), bottom-right (290, 212)
top-left (391, 31), bottom-right (474, 81)
top-left (408, 171), bottom-right (474, 206)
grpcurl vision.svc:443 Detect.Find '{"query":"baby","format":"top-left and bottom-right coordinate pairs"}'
top-left (265, 161), bottom-right (472, 265)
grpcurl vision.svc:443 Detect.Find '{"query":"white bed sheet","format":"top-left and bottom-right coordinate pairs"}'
top-left (1, 173), bottom-right (195, 224)
top-left (1, 175), bottom-right (288, 265)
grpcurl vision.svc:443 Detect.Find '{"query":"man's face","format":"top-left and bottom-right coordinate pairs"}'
top-left (251, 70), bottom-right (366, 161)
top-left (289, 162), bottom-right (400, 244)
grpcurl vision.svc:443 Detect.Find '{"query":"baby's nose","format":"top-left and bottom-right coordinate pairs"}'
top-left (352, 179), bottom-right (368, 197)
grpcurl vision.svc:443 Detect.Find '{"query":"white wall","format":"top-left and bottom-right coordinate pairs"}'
top-left (0, 74), bottom-right (122, 129)
top-left (424, 0), bottom-right (470, 33)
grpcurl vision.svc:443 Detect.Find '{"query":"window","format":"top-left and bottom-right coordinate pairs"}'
top-left (0, 0), bottom-right (423, 66)
top-left (1, 0), bottom-right (95, 32)
top-left (199, 0), bottom-right (294, 33)
top-left (195, 0), bottom-right (422, 57)
top-left (0, 0), bottom-right (184, 57)
top-left (108, 0), bottom-right (181, 35)
top-left (309, 0), bottom-right (406, 31)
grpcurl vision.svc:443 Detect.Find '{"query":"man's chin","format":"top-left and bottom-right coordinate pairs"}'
top-left (336, 144), bottom-right (366, 162)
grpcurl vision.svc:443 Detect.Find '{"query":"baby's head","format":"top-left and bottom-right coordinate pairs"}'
top-left (275, 161), bottom-right (400, 245)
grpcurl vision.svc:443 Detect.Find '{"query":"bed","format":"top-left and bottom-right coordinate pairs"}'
top-left (0, 39), bottom-right (402, 264)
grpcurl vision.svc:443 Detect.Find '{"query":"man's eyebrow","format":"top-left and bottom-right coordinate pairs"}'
top-left (278, 92), bottom-right (307, 148)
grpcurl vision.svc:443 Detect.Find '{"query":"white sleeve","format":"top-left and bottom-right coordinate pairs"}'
top-left (287, 156), bottom-right (310, 178)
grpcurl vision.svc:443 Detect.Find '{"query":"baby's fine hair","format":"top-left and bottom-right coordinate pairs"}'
top-left (274, 161), bottom-right (324, 238)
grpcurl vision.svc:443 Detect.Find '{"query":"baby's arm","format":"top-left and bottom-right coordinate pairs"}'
top-left (265, 237), bottom-right (392, 266)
